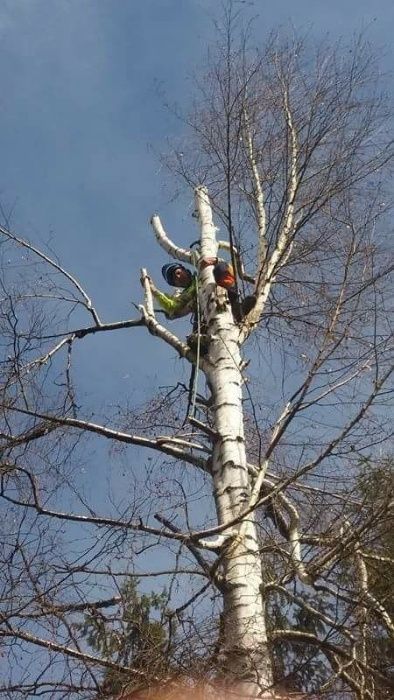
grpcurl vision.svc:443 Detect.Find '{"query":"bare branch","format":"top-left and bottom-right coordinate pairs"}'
top-left (150, 215), bottom-right (193, 263)
top-left (0, 223), bottom-right (102, 325)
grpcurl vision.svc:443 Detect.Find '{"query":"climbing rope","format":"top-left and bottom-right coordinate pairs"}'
top-left (186, 250), bottom-right (202, 422)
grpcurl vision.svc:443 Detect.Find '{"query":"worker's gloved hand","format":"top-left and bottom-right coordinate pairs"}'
top-left (140, 273), bottom-right (156, 293)
top-left (199, 257), bottom-right (218, 269)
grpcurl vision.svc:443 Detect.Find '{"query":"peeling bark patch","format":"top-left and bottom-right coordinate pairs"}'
top-left (213, 485), bottom-right (248, 498)
top-left (218, 486), bottom-right (249, 502)
top-left (212, 377), bottom-right (241, 386)
top-left (213, 360), bottom-right (239, 369)
top-left (222, 460), bottom-right (239, 470)
top-left (222, 485), bottom-right (248, 494)
top-left (224, 581), bottom-right (245, 591)
top-left (213, 464), bottom-right (248, 476)
top-left (215, 401), bottom-right (240, 410)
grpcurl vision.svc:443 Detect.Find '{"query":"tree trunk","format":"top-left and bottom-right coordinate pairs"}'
top-left (196, 187), bottom-right (273, 697)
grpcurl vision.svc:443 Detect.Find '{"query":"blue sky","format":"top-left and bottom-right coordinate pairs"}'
top-left (0, 0), bottom-right (393, 406)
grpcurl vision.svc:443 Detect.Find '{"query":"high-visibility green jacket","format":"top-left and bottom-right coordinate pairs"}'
top-left (152, 277), bottom-right (197, 319)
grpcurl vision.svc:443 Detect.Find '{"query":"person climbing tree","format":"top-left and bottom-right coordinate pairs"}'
top-left (148, 263), bottom-right (197, 319)
top-left (146, 258), bottom-right (255, 325)
top-left (212, 260), bottom-right (256, 322)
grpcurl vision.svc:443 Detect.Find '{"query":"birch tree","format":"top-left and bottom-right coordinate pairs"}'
top-left (0, 12), bottom-right (393, 700)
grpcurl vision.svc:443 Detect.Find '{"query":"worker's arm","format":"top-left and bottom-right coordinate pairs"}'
top-left (152, 279), bottom-right (196, 319)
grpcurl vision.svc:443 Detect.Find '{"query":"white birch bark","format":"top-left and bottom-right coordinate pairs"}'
top-left (195, 186), bottom-right (274, 698)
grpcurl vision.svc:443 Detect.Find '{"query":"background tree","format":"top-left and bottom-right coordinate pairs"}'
top-left (0, 6), bottom-right (393, 699)
top-left (78, 579), bottom-right (174, 697)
